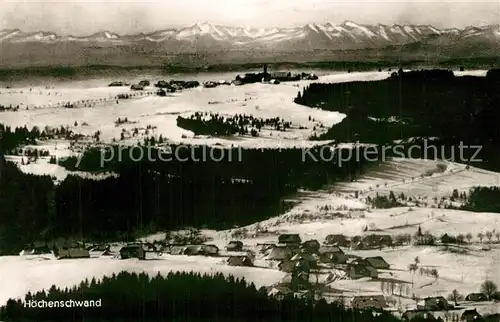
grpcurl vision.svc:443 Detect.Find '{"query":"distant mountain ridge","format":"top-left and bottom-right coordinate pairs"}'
top-left (1, 21), bottom-right (499, 68)
top-left (1, 21), bottom-right (499, 49)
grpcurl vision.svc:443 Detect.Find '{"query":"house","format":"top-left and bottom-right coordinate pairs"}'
top-left (20, 242), bottom-right (51, 255)
top-left (290, 253), bottom-right (318, 269)
top-left (351, 295), bottom-right (386, 310)
top-left (226, 241), bottom-right (243, 252)
top-left (227, 255), bottom-right (253, 267)
top-left (33, 242), bottom-right (51, 254)
top-left (441, 233), bottom-right (457, 244)
top-left (324, 234), bottom-right (350, 247)
top-left (108, 81), bottom-right (126, 87)
top-left (465, 293), bottom-right (488, 302)
top-left (278, 234), bottom-right (302, 245)
top-left (268, 287), bottom-right (293, 300)
top-left (183, 245), bottom-right (203, 256)
top-left (267, 246), bottom-right (293, 261)
top-left (362, 234), bottom-right (393, 248)
top-left (291, 271), bottom-right (311, 290)
top-left (301, 239), bottom-right (320, 253)
top-left (119, 244), bottom-right (145, 260)
top-left (278, 273), bottom-right (293, 286)
top-left (461, 309), bottom-right (482, 321)
top-left (169, 245), bottom-right (187, 255)
top-left (318, 245), bottom-right (346, 264)
top-left (417, 297), bottom-right (453, 311)
top-left (278, 260), bottom-right (297, 273)
top-left (257, 243), bottom-right (276, 253)
top-left (155, 80), bottom-right (169, 88)
top-left (270, 72), bottom-right (292, 80)
top-left (183, 244), bottom-right (219, 256)
top-left (402, 310), bottom-right (437, 321)
top-left (101, 246), bottom-right (114, 256)
top-left (201, 244), bottom-right (219, 256)
top-left (301, 73), bottom-right (319, 80)
top-left (365, 256), bottom-right (390, 269)
top-left (54, 244), bottom-right (90, 259)
top-left (142, 242), bottom-right (157, 252)
top-left (347, 263), bottom-right (378, 279)
top-left (88, 244), bottom-right (109, 252)
top-left (130, 84), bottom-right (144, 90)
top-left (203, 81), bottom-right (217, 88)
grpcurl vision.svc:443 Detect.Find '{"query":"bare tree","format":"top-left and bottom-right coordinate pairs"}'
top-left (408, 263), bottom-right (418, 286)
top-left (478, 232), bottom-right (484, 243)
top-left (430, 269), bottom-right (439, 280)
top-left (447, 289), bottom-right (463, 306)
top-left (486, 231), bottom-right (493, 242)
top-left (397, 283), bottom-right (405, 297)
top-left (481, 280), bottom-right (498, 300)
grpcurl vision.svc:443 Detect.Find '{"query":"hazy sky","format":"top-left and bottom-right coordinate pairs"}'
top-left (0, 0), bottom-right (499, 35)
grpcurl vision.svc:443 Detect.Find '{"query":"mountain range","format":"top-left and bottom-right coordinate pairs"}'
top-left (1, 21), bottom-right (499, 68)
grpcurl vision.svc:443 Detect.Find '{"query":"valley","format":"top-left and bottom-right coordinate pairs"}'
top-left (1, 68), bottom-right (500, 321)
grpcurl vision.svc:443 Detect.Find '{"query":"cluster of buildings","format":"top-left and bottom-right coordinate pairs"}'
top-left (232, 64), bottom-right (318, 86)
top-left (19, 233), bottom-right (493, 321)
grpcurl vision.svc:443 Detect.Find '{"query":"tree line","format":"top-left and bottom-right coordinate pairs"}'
top-left (0, 271), bottom-right (404, 322)
top-left (0, 137), bottom-right (381, 254)
top-left (294, 69), bottom-right (500, 171)
top-left (461, 186), bottom-right (500, 213)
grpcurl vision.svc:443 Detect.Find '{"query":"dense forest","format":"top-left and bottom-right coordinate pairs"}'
top-left (176, 112), bottom-right (290, 136)
top-left (0, 271), bottom-right (403, 322)
top-left (295, 69), bottom-right (500, 171)
top-left (461, 186), bottom-right (500, 213)
top-left (0, 127), bottom-right (380, 253)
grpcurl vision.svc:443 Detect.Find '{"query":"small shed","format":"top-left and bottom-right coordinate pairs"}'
top-left (119, 245), bottom-right (145, 260)
top-left (278, 234), bottom-right (302, 245)
top-left (227, 255), bottom-right (253, 267)
top-left (365, 256), bottom-right (390, 269)
top-left (226, 241), bottom-right (244, 252)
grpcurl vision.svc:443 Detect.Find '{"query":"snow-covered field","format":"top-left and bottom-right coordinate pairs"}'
top-left (0, 254), bottom-right (285, 306)
top-left (0, 71), bottom-right (363, 150)
top-left (1, 69), bottom-right (498, 316)
top-left (336, 158), bottom-right (500, 201)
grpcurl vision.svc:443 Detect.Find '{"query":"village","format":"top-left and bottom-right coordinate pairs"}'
top-left (18, 223), bottom-right (499, 322)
